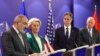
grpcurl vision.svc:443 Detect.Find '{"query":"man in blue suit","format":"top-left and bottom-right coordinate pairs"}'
top-left (54, 12), bottom-right (80, 51)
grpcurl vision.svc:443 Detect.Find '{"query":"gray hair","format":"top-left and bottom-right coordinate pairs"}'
top-left (86, 17), bottom-right (95, 24)
top-left (13, 14), bottom-right (27, 24)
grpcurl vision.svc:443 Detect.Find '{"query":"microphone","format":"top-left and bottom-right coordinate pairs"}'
top-left (72, 41), bottom-right (78, 47)
top-left (75, 42), bottom-right (78, 47)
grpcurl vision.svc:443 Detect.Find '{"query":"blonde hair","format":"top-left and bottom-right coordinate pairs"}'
top-left (28, 18), bottom-right (41, 27)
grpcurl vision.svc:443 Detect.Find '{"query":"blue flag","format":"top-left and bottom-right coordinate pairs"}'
top-left (0, 21), bottom-right (10, 56)
top-left (0, 22), bottom-right (5, 36)
top-left (20, 0), bottom-right (28, 17)
top-left (0, 22), bottom-right (5, 55)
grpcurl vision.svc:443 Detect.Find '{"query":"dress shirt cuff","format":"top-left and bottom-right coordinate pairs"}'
top-left (28, 55), bottom-right (31, 56)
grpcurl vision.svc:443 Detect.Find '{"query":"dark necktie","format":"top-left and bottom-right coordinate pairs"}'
top-left (66, 28), bottom-right (69, 38)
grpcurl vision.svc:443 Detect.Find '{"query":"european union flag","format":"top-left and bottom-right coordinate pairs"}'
top-left (20, 0), bottom-right (28, 17)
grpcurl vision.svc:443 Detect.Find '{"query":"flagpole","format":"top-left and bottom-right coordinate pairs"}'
top-left (22, 0), bottom-right (25, 2)
top-left (45, 0), bottom-right (54, 53)
top-left (94, 4), bottom-right (97, 30)
top-left (95, 5), bottom-right (97, 10)
top-left (49, 0), bottom-right (52, 11)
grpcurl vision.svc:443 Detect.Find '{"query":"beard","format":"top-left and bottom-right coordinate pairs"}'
top-left (19, 30), bottom-right (25, 34)
top-left (18, 28), bottom-right (26, 34)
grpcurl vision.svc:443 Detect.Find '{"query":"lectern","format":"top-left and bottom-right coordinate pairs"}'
top-left (64, 45), bottom-right (89, 56)
top-left (48, 49), bottom-right (66, 56)
top-left (88, 44), bottom-right (100, 56)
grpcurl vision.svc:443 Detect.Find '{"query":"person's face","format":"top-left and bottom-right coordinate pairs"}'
top-left (18, 17), bottom-right (28, 33)
top-left (30, 21), bottom-right (40, 34)
top-left (87, 19), bottom-right (95, 29)
top-left (63, 15), bottom-right (72, 27)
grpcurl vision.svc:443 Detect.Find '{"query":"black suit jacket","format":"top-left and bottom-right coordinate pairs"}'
top-left (54, 26), bottom-right (80, 51)
top-left (2, 28), bottom-right (34, 56)
top-left (80, 28), bottom-right (100, 46)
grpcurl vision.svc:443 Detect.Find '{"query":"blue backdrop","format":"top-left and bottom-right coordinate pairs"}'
top-left (0, 0), bottom-right (100, 56)
top-left (0, 0), bottom-right (100, 36)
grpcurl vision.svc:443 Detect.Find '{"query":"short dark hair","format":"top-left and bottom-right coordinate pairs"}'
top-left (64, 12), bottom-right (73, 17)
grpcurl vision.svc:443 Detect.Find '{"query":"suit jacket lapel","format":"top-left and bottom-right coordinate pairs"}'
top-left (10, 28), bottom-right (26, 52)
top-left (70, 27), bottom-right (72, 39)
top-left (69, 27), bottom-right (74, 39)
top-left (62, 27), bottom-right (69, 42)
top-left (31, 33), bottom-right (40, 52)
top-left (85, 28), bottom-right (94, 45)
top-left (91, 28), bottom-right (96, 43)
top-left (85, 28), bottom-right (91, 38)
top-left (62, 27), bottom-right (66, 39)
top-left (21, 33), bottom-right (29, 53)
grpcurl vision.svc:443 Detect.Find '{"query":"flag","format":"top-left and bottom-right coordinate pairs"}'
top-left (0, 22), bottom-right (5, 36)
top-left (0, 22), bottom-right (10, 36)
top-left (0, 21), bottom-right (10, 36)
top-left (20, 0), bottom-right (28, 17)
top-left (45, 0), bottom-right (55, 46)
top-left (0, 22), bottom-right (5, 56)
top-left (44, 35), bottom-right (54, 53)
top-left (20, 0), bottom-right (30, 32)
top-left (45, 0), bottom-right (54, 52)
top-left (5, 21), bottom-right (10, 31)
top-left (0, 21), bottom-right (9, 56)
top-left (93, 5), bottom-right (100, 32)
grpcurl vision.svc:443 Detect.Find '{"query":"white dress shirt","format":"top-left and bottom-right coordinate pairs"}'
top-left (88, 28), bottom-right (93, 37)
top-left (34, 35), bottom-right (43, 53)
top-left (64, 25), bottom-right (71, 38)
top-left (12, 25), bottom-right (24, 46)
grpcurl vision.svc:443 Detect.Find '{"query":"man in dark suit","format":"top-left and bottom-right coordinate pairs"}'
top-left (54, 12), bottom-right (80, 51)
top-left (80, 17), bottom-right (100, 46)
top-left (2, 15), bottom-right (40, 56)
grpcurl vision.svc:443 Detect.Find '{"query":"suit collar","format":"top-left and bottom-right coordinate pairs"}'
top-left (30, 32), bottom-right (41, 52)
top-left (63, 26), bottom-right (74, 39)
top-left (10, 27), bottom-right (27, 51)
top-left (12, 25), bottom-right (19, 34)
top-left (84, 28), bottom-right (94, 38)
top-left (64, 25), bottom-right (71, 30)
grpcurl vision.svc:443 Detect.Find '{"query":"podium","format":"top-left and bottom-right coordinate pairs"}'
top-left (47, 44), bottom-right (100, 56)
top-left (64, 45), bottom-right (89, 56)
top-left (94, 44), bottom-right (100, 56)
top-left (88, 44), bottom-right (100, 56)
top-left (47, 49), bottom-right (66, 56)
top-left (49, 52), bottom-right (64, 56)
